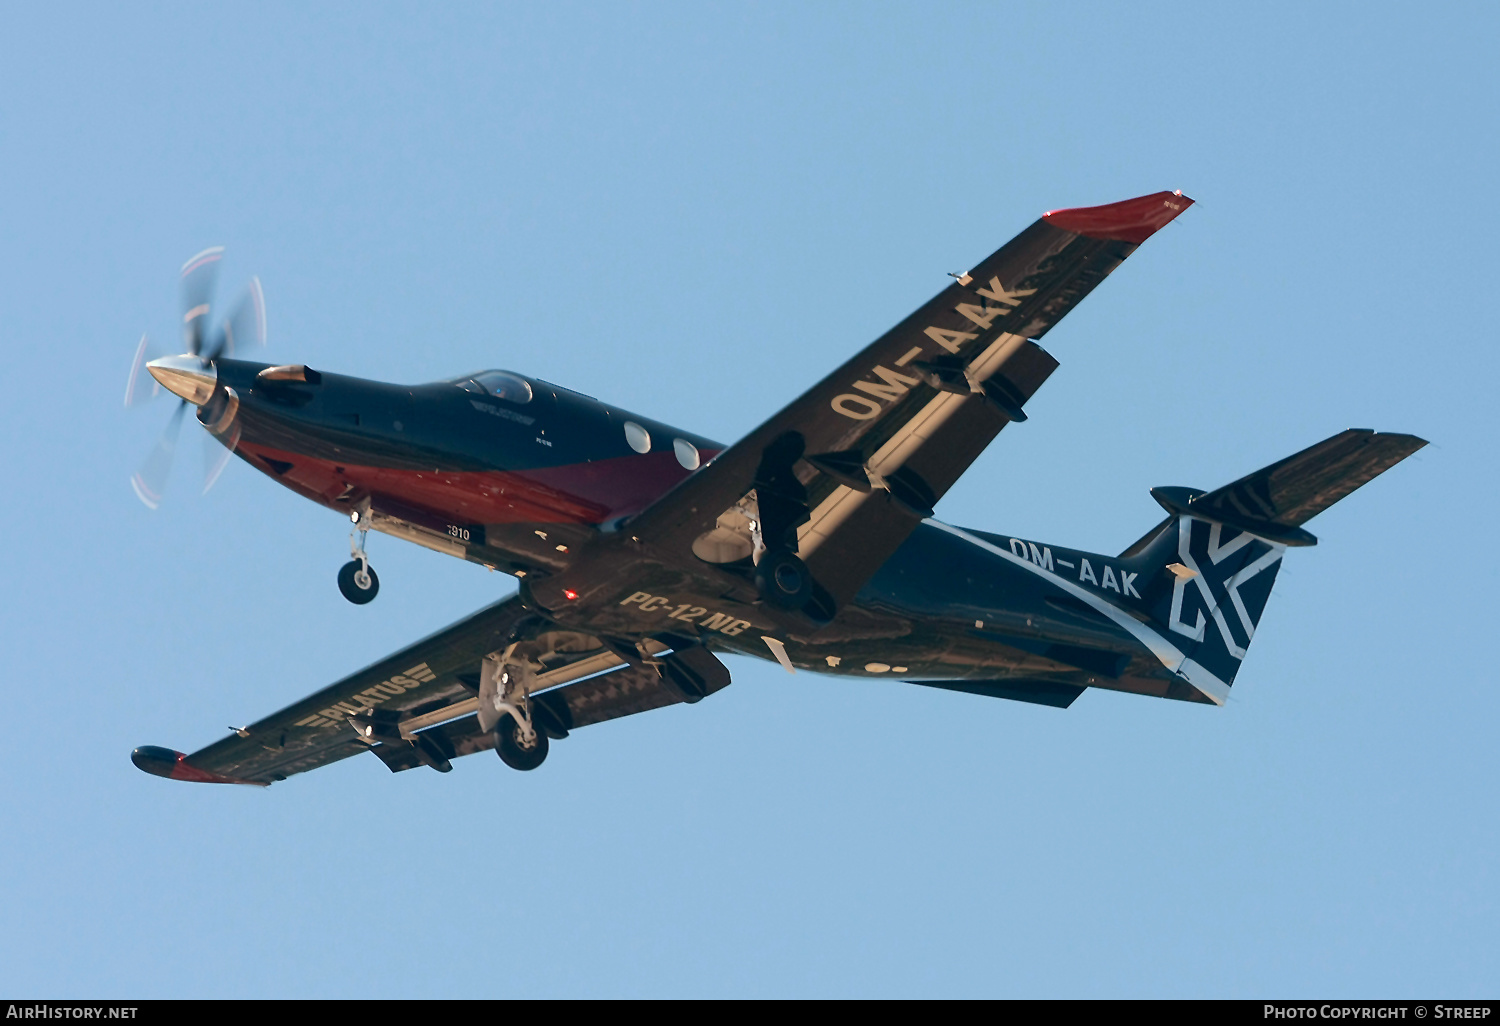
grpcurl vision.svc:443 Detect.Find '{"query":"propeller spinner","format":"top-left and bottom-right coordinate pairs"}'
top-left (126, 248), bottom-right (265, 508)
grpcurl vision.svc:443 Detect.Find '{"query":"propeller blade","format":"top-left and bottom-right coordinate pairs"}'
top-left (179, 246), bottom-right (224, 356)
top-left (202, 419), bottom-right (242, 495)
top-left (208, 276), bottom-right (266, 361)
top-left (131, 401), bottom-right (188, 510)
top-left (123, 334), bottom-right (167, 408)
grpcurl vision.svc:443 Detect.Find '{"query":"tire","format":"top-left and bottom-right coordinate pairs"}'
top-left (755, 549), bottom-right (813, 611)
top-left (337, 560), bottom-right (380, 604)
top-left (494, 713), bottom-right (549, 771)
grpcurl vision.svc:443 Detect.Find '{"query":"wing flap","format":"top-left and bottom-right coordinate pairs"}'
top-left (800, 339), bottom-right (1059, 605)
top-left (369, 655), bottom-right (729, 773)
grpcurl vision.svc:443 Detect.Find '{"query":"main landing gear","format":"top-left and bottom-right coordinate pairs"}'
top-left (754, 547), bottom-right (813, 611)
top-left (494, 710), bottom-right (548, 771)
top-left (339, 509), bottom-right (380, 604)
top-left (479, 651), bottom-right (549, 771)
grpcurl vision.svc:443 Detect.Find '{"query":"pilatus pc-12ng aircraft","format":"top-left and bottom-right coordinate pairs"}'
top-left (128, 191), bottom-right (1423, 784)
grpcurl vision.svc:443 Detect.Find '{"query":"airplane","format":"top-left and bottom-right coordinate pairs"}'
top-left (127, 191), bottom-right (1425, 785)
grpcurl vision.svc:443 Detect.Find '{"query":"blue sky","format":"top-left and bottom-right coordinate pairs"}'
top-left (1, 2), bottom-right (1494, 997)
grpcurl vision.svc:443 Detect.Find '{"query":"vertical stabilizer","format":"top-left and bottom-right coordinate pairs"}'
top-left (1126, 517), bottom-right (1287, 698)
top-left (1121, 429), bottom-right (1425, 701)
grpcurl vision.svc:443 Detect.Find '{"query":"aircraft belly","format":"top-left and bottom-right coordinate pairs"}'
top-left (228, 432), bottom-right (724, 576)
top-left (775, 522), bottom-right (1176, 691)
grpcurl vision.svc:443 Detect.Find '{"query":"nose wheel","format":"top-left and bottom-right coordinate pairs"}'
top-left (339, 509), bottom-right (379, 604)
top-left (338, 559), bottom-right (380, 604)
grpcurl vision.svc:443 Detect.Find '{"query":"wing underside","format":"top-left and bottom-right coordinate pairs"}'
top-left (132, 596), bottom-right (732, 785)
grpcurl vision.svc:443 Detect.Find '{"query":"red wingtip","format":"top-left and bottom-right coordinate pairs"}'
top-left (1042, 190), bottom-right (1195, 244)
top-left (131, 746), bottom-right (266, 786)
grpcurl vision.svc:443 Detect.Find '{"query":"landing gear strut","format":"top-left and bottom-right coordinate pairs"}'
top-left (339, 509), bottom-right (379, 604)
top-left (479, 651), bottom-right (549, 771)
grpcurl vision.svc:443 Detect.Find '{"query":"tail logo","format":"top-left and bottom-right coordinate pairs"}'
top-left (1167, 518), bottom-right (1285, 661)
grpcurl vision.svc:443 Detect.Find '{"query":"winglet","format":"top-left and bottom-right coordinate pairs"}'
top-left (1043, 190), bottom-right (1194, 244)
top-left (131, 745), bottom-right (267, 786)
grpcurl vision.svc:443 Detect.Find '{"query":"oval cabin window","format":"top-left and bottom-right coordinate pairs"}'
top-left (623, 421), bottom-right (651, 454)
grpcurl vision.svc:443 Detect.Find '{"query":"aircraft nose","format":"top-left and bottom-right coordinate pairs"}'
top-left (147, 355), bottom-right (217, 406)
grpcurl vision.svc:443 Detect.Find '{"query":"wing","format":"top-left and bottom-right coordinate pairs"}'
top-left (538, 191), bottom-right (1194, 617)
top-left (132, 596), bottom-right (737, 785)
top-left (132, 596), bottom-right (541, 784)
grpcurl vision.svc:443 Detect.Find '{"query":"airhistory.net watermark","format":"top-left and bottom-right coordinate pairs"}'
top-left (5, 1007), bottom-right (137, 1019)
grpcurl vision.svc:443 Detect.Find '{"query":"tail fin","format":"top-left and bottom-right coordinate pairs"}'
top-left (1121, 430), bottom-right (1425, 701)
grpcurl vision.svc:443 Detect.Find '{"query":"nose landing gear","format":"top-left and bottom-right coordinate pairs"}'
top-left (339, 509), bottom-right (379, 604)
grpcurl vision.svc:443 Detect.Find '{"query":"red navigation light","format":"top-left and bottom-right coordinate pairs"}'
top-left (563, 589), bottom-right (579, 601)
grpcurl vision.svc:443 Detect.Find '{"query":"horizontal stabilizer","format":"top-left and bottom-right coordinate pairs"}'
top-left (1120, 429), bottom-right (1426, 558)
top-left (910, 678), bottom-right (1085, 709)
top-left (1189, 429), bottom-right (1426, 529)
top-left (1151, 486), bottom-right (1319, 546)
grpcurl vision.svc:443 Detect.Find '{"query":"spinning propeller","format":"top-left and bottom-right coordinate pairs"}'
top-left (125, 247), bottom-right (266, 508)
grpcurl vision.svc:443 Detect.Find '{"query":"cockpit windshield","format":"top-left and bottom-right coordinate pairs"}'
top-left (456, 370), bottom-right (534, 404)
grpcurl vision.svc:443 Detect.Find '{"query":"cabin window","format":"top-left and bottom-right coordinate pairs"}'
top-left (673, 438), bottom-right (700, 470)
top-left (623, 421), bottom-right (651, 454)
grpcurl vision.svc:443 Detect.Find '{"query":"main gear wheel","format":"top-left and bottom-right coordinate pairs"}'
top-left (494, 713), bottom-right (549, 771)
